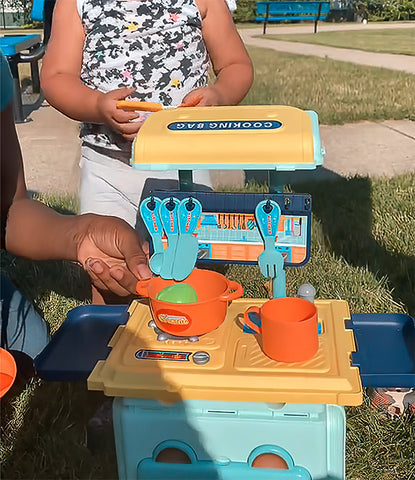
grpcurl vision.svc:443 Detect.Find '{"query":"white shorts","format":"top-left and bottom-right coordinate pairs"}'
top-left (79, 146), bottom-right (212, 237)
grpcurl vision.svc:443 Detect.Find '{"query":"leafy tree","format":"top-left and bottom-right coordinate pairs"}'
top-left (353, 0), bottom-right (415, 20)
top-left (233, 0), bottom-right (257, 22)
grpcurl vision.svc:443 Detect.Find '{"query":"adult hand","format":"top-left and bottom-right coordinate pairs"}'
top-left (96, 87), bottom-right (145, 141)
top-left (76, 214), bottom-right (151, 297)
top-left (181, 86), bottom-right (224, 107)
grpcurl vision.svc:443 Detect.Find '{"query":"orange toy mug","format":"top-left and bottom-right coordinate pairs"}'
top-left (136, 269), bottom-right (243, 337)
top-left (244, 297), bottom-right (318, 363)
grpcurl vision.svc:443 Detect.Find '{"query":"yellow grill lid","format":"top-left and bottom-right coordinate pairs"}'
top-left (131, 105), bottom-right (324, 171)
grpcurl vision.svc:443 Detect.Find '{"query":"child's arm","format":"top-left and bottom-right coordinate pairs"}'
top-left (185, 0), bottom-right (254, 106)
top-left (41, 0), bottom-right (141, 141)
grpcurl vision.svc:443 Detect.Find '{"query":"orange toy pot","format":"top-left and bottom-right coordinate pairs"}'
top-left (136, 269), bottom-right (243, 337)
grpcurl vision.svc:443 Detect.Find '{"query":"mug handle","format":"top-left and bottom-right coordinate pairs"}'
top-left (136, 279), bottom-right (151, 297)
top-left (244, 306), bottom-right (262, 334)
top-left (220, 280), bottom-right (244, 302)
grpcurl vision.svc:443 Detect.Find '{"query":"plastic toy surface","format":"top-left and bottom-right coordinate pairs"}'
top-left (350, 312), bottom-right (415, 388)
top-left (150, 191), bottom-right (313, 267)
top-left (255, 199), bottom-right (286, 298)
top-left (136, 269), bottom-right (243, 337)
top-left (137, 443), bottom-right (311, 479)
top-left (141, 196), bottom-right (202, 280)
top-left (244, 297), bottom-right (318, 363)
top-left (116, 95), bottom-right (202, 113)
top-left (131, 106), bottom-right (324, 171)
top-left (113, 399), bottom-right (345, 480)
top-left (156, 284), bottom-right (198, 304)
top-left (88, 298), bottom-right (362, 405)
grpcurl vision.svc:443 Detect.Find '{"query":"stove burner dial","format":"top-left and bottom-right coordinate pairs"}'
top-left (192, 351), bottom-right (210, 365)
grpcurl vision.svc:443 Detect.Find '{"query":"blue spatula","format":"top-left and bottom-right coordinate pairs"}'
top-left (159, 197), bottom-right (180, 280)
top-left (173, 197), bottom-right (202, 281)
top-left (139, 196), bottom-right (164, 275)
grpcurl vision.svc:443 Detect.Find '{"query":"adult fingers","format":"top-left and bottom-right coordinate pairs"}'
top-left (85, 258), bottom-right (132, 297)
top-left (116, 229), bottom-right (152, 280)
top-left (109, 266), bottom-right (141, 294)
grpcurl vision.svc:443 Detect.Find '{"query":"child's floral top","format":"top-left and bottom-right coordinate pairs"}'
top-left (77, 0), bottom-right (209, 156)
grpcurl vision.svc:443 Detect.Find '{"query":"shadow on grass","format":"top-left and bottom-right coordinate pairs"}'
top-left (287, 174), bottom-right (415, 313)
top-left (0, 252), bottom-right (92, 304)
top-left (1, 382), bottom-right (119, 479)
top-left (1, 327), bottom-right (220, 480)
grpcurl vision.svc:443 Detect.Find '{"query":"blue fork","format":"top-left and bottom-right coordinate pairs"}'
top-left (140, 196), bottom-right (164, 275)
top-left (255, 199), bottom-right (286, 298)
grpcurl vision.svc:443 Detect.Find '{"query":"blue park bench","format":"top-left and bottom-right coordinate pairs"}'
top-left (256, 1), bottom-right (331, 35)
top-left (0, 0), bottom-right (55, 122)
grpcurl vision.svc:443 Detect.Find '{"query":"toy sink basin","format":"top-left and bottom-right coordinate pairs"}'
top-left (350, 312), bottom-right (415, 388)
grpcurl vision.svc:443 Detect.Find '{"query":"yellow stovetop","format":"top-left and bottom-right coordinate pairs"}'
top-left (88, 298), bottom-right (362, 406)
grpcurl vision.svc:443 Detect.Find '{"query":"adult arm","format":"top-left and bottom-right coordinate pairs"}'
top-left (2, 104), bottom-right (150, 296)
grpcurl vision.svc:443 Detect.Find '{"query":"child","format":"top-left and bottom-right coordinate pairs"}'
top-left (41, 0), bottom-right (254, 228)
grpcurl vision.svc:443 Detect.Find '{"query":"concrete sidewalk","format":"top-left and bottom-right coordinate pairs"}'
top-left (17, 103), bottom-right (81, 194)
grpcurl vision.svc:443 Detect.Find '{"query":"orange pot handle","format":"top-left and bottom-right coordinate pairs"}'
top-left (244, 306), bottom-right (262, 334)
top-left (136, 279), bottom-right (151, 297)
top-left (220, 280), bottom-right (243, 302)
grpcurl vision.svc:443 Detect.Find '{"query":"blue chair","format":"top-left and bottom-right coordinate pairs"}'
top-left (0, 0), bottom-right (55, 122)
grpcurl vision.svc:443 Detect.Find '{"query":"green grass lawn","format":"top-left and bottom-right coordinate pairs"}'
top-left (242, 46), bottom-right (415, 124)
top-left (1, 173), bottom-right (415, 479)
top-left (263, 27), bottom-right (415, 56)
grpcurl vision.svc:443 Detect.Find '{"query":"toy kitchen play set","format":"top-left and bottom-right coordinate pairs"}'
top-left (35, 106), bottom-right (415, 480)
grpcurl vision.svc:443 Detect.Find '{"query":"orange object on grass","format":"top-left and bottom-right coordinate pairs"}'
top-left (136, 269), bottom-right (243, 337)
top-left (0, 348), bottom-right (17, 398)
top-left (244, 297), bottom-right (318, 363)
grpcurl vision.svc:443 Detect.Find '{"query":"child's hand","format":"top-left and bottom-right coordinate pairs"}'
top-left (97, 87), bottom-right (145, 141)
top-left (182, 86), bottom-right (224, 107)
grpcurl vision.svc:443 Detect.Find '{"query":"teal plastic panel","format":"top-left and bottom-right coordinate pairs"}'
top-left (113, 399), bottom-right (345, 480)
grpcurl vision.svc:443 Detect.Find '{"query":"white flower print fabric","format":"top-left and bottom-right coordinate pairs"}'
top-left (78, 0), bottom-right (210, 155)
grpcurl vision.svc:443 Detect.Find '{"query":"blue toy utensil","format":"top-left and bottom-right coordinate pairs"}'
top-left (159, 197), bottom-right (180, 279)
top-left (255, 199), bottom-right (286, 298)
top-left (139, 196), bottom-right (164, 275)
top-left (173, 197), bottom-right (202, 281)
